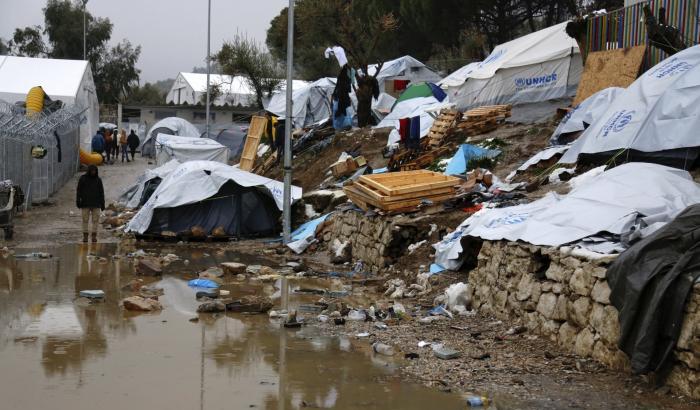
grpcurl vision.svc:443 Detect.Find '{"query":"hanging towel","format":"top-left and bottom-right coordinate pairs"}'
top-left (399, 118), bottom-right (411, 142)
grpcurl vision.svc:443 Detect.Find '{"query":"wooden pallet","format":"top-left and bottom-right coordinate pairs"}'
top-left (427, 109), bottom-right (459, 147)
top-left (457, 104), bottom-right (511, 136)
top-left (398, 145), bottom-right (453, 171)
top-left (239, 115), bottom-right (267, 171)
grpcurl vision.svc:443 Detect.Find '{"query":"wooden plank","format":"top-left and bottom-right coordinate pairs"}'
top-left (355, 180), bottom-right (453, 203)
top-left (345, 184), bottom-right (454, 211)
top-left (573, 45), bottom-right (645, 106)
top-left (239, 115), bottom-right (267, 171)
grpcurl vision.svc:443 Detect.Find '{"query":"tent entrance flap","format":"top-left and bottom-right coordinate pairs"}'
top-left (146, 180), bottom-right (281, 237)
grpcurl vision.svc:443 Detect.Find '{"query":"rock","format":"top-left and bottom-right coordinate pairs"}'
top-left (135, 258), bottom-right (163, 276)
top-left (303, 190), bottom-right (334, 213)
top-left (591, 280), bottom-right (611, 304)
top-left (221, 262), bottom-right (247, 275)
top-left (199, 266), bottom-right (224, 278)
top-left (592, 341), bottom-right (630, 371)
top-left (568, 297), bottom-right (591, 328)
top-left (197, 301), bottom-right (226, 313)
top-left (122, 279), bottom-right (144, 292)
top-left (161, 230), bottom-right (177, 238)
top-left (191, 225), bottom-right (207, 238)
top-left (589, 303), bottom-right (620, 346)
top-left (558, 322), bottom-right (579, 351)
top-left (122, 296), bottom-right (163, 311)
top-left (246, 265), bottom-right (262, 275)
top-left (536, 293), bottom-right (558, 320)
top-left (545, 263), bottom-right (570, 283)
top-left (226, 295), bottom-right (273, 313)
top-left (212, 226), bottom-right (227, 237)
top-left (569, 267), bottom-right (594, 296)
top-left (552, 294), bottom-right (568, 321)
top-left (574, 327), bottom-right (595, 357)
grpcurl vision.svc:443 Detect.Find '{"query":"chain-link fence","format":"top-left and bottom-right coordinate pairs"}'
top-left (0, 100), bottom-right (85, 204)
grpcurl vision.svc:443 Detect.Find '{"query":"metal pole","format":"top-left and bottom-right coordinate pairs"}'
top-left (82, 1), bottom-right (87, 60)
top-left (205, 0), bottom-right (211, 137)
top-left (282, 0), bottom-right (294, 244)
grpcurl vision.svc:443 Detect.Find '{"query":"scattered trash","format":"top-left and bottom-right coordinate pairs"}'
top-left (219, 289), bottom-right (230, 296)
top-left (419, 316), bottom-right (443, 324)
top-left (347, 309), bottom-right (367, 321)
top-left (405, 352), bottom-right (419, 359)
top-left (392, 302), bottom-right (406, 318)
top-left (318, 314), bottom-right (329, 322)
top-left (505, 325), bottom-right (527, 335)
top-left (466, 396), bottom-right (489, 407)
top-left (355, 332), bottom-right (370, 338)
top-left (417, 341), bottom-right (431, 348)
top-left (188, 278), bottom-right (220, 289)
top-left (283, 311), bottom-right (302, 328)
top-left (372, 342), bottom-right (395, 356)
top-left (79, 289), bottom-right (105, 299)
top-left (374, 322), bottom-right (388, 330)
top-left (429, 304), bottom-right (453, 319)
top-left (432, 344), bottom-right (461, 360)
top-left (334, 318), bottom-right (346, 325)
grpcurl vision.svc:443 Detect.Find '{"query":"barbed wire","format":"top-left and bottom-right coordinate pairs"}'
top-left (0, 100), bottom-right (87, 143)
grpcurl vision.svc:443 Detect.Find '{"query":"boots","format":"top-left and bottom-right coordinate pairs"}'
top-left (91, 233), bottom-right (97, 243)
top-left (83, 233), bottom-right (88, 243)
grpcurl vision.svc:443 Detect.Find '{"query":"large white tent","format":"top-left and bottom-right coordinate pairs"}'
top-left (559, 45), bottom-right (700, 165)
top-left (265, 77), bottom-right (336, 128)
top-left (0, 55), bottom-right (99, 150)
top-left (368, 55), bottom-right (442, 94)
top-left (166, 72), bottom-right (257, 106)
top-left (155, 134), bottom-right (229, 166)
top-left (444, 22), bottom-right (582, 110)
top-left (141, 117), bottom-right (200, 157)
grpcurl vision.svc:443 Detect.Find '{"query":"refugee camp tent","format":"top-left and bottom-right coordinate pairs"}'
top-left (371, 92), bottom-right (396, 120)
top-left (125, 161), bottom-right (302, 238)
top-left (265, 77), bottom-right (336, 128)
top-left (368, 56), bottom-right (442, 95)
top-left (559, 45), bottom-right (700, 168)
top-left (141, 117), bottom-right (200, 157)
top-left (202, 125), bottom-right (247, 162)
top-left (0, 55), bottom-right (99, 150)
top-left (393, 82), bottom-right (447, 106)
top-left (165, 73), bottom-right (256, 106)
top-left (444, 22), bottom-right (582, 110)
top-left (118, 159), bottom-right (181, 209)
top-left (154, 134), bottom-right (229, 166)
top-left (434, 162), bottom-right (700, 270)
top-left (550, 87), bottom-right (624, 145)
top-left (438, 62), bottom-right (480, 89)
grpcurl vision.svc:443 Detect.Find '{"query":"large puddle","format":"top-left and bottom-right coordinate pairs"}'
top-left (0, 244), bottom-right (465, 409)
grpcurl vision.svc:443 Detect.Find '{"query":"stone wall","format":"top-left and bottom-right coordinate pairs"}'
top-left (468, 241), bottom-right (700, 399)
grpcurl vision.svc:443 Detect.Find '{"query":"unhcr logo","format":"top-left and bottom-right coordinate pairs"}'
top-left (479, 49), bottom-right (506, 68)
top-left (648, 58), bottom-right (693, 79)
top-left (514, 73), bottom-right (558, 89)
top-left (601, 110), bottom-right (635, 137)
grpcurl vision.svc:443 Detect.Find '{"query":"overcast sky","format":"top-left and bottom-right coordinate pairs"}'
top-left (0, 0), bottom-right (288, 82)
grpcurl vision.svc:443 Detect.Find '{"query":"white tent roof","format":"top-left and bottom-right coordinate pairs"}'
top-left (550, 87), bottom-right (624, 144)
top-left (265, 77), bottom-right (336, 127)
top-left (143, 117), bottom-right (201, 150)
top-left (467, 22), bottom-right (579, 80)
top-left (0, 55), bottom-right (89, 101)
top-left (434, 162), bottom-right (700, 269)
top-left (367, 55), bottom-right (441, 81)
top-left (118, 159), bottom-right (182, 209)
top-left (155, 134), bottom-right (229, 165)
top-left (179, 72), bottom-right (255, 95)
top-left (125, 160), bottom-right (302, 234)
top-left (438, 62), bottom-right (480, 88)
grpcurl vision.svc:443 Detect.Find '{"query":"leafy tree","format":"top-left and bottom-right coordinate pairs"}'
top-left (199, 83), bottom-right (222, 105)
top-left (124, 82), bottom-right (165, 105)
top-left (215, 35), bottom-right (283, 108)
top-left (94, 40), bottom-right (141, 103)
top-left (9, 26), bottom-right (46, 57)
top-left (0, 38), bottom-right (9, 54)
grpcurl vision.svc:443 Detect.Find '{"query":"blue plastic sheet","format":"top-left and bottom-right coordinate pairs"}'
top-left (291, 213), bottom-right (332, 242)
top-left (429, 263), bottom-right (446, 274)
top-left (444, 144), bottom-right (501, 176)
top-left (372, 167), bottom-right (388, 174)
top-left (188, 279), bottom-right (220, 288)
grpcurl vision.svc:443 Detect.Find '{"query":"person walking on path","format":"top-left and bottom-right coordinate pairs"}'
top-left (104, 129), bottom-right (114, 163)
top-left (91, 128), bottom-right (106, 162)
top-left (127, 130), bottom-right (140, 161)
top-left (118, 129), bottom-right (130, 162)
top-left (76, 165), bottom-right (105, 243)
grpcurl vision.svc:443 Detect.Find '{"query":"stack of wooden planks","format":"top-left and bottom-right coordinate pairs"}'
top-left (427, 109), bottom-right (460, 147)
top-left (388, 144), bottom-right (453, 172)
top-left (343, 170), bottom-right (460, 213)
top-left (239, 115), bottom-right (268, 171)
top-left (457, 104), bottom-right (511, 135)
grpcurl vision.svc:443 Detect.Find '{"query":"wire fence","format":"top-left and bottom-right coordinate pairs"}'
top-left (0, 100), bottom-right (85, 204)
top-left (585, 0), bottom-right (700, 67)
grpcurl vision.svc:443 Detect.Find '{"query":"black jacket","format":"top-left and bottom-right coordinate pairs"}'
top-left (76, 165), bottom-right (105, 210)
top-left (127, 131), bottom-right (140, 149)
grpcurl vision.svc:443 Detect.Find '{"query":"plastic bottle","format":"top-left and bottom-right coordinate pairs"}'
top-left (372, 342), bottom-right (395, 356)
top-left (466, 396), bottom-right (489, 407)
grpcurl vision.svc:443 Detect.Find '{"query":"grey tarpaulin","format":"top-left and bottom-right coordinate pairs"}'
top-left (606, 204), bottom-right (700, 380)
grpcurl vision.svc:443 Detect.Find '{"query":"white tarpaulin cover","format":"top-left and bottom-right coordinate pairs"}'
top-left (550, 87), bottom-right (624, 144)
top-left (266, 77), bottom-right (336, 128)
top-left (560, 45), bottom-right (700, 164)
top-left (505, 145), bottom-right (570, 181)
top-left (445, 22), bottom-right (581, 110)
top-left (368, 55), bottom-right (442, 92)
top-left (155, 134), bottom-right (229, 165)
top-left (434, 162), bottom-right (700, 269)
top-left (438, 62), bottom-right (480, 88)
top-left (118, 159), bottom-right (181, 208)
top-left (126, 161), bottom-right (302, 234)
top-left (143, 117), bottom-right (201, 156)
top-left (375, 96), bottom-right (452, 146)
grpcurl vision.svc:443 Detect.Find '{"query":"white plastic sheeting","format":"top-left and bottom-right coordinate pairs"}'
top-left (118, 159), bottom-right (181, 208)
top-left (444, 22), bottom-right (581, 110)
top-left (434, 162), bottom-right (700, 269)
top-left (374, 96), bottom-right (452, 146)
top-left (550, 87), bottom-right (624, 144)
top-left (560, 45), bottom-right (700, 164)
top-left (368, 56), bottom-right (442, 92)
top-left (125, 160), bottom-right (302, 234)
top-left (438, 62), bottom-right (480, 88)
top-left (142, 117), bottom-right (200, 156)
top-left (265, 77), bottom-right (336, 128)
top-left (155, 134), bottom-right (229, 165)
